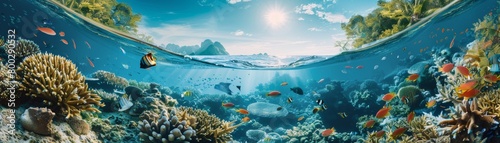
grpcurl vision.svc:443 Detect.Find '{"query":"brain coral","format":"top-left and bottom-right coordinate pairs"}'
top-left (247, 102), bottom-right (288, 118)
top-left (16, 53), bottom-right (105, 118)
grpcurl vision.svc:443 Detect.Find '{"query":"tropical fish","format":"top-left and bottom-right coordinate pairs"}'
top-left (401, 96), bottom-right (409, 104)
top-left (483, 74), bottom-right (499, 83)
top-left (222, 102), bottom-right (234, 108)
top-left (442, 28), bottom-right (445, 33)
top-left (382, 92), bottom-right (396, 102)
top-left (72, 39), bottom-right (76, 49)
top-left (407, 111), bottom-right (415, 123)
top-left (390, 127), bottom-right (407, 139)
top-left (449, 36), bottom-right (455, 48)
top-left (321, 104), bottom-right (328, 110)
top-left (406, 73), bottom-right (419, 82)
top-left (345, 66), bottom-right (353, 69)
top-left (489, 54), bottom-right (500, 73)
top-left (85, 41), bottom-right (91, 49)
top-left (298, 116), bottom-right (304, 121)
top-left (61, 39), bottom-right (68, 45)
top-left (181, 91), bottom-right (192, 98)
top-left (236, 85), bottom-right (241, 91)
top-left (86, 56), bottom-right (95, 67)
top-left (375, 130), bottom-right (385, 138)
top-left (458, 88), bottom-right (480, 100)
top-left (277, 106), bottom-right (283, 111)
top-left (376, 106), bottom-right (391, 119)
top-left (120, 47), bottom-right (126, 54)
top-left (122, 64), bottom-right (129, 69)
top-left (318, 78), bottom-right (325, 83)
top-left (140, 53), bottom-right (156, 69)
top-left (33, 33), bottom-right (37, 37)
top-left (312, 107), bottom-right (322, 114)
top-left (426, 99), bottom-right (436, 108)
top-left (316, 99), bottom-right (324, 105)
top-left (37, 27), bottom-right (56, 35)
top-left (117, 94), bottom-right (133, 111)
top-left (356, 65), bottom-right (364, 69)
top-left (321, 128), bottom-right (336, 137)
top-left (59, 31), bottom-right (65, 37)
top-left (214, 82), bottom-right (232, 95)
top-left (338, 112), bottom-right (347, 118)
top-left (235, 108), bottom-right (249, 115)
top-left (281, 82), bottom-right (288, 86)
top-left (456, 66), bottom-right (470, 78)
top-left (364, 120), bottom-right (375, 128)
top-left (287, 97), bottom-right (293, 103)
top-left (263, 137), bottom-right (272, 142)
top-left (290, 87), bottom-right (304, 95)
top-left (266, 91), bottom-right (281, 97)
top-left (242, 117), bottom-right (250, 122)
top-left (455, 80), bottom-right (479, 95)
top-left (439, 63), bottom-right (454, 73)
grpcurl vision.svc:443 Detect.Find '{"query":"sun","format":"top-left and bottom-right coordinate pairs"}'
top-left (265, 7), bottom-right (288, 28)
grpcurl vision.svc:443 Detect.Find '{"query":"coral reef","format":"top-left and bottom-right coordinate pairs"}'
top-left (283, 120), bottom-right (325, 142)
top-left (438, 99), bottom-right (498, 142)
top-left (67, 116), bottom-right (91, 135)
top-left (0, 63), bottom-right (20, 106)
top-left (477, 89), bottom-right (500, 117)
top-left (91, 70), bottom-right (129, 89)
top-left (16, 53), bottom-right (105, 119)
top-left (92, 89), bottom-right (119, 112)
top-left (246, 102), bottom-right (288, 118)
top-left (177, 107), bottom-right (241, 143)
top-left (2, 38), bottom-right (40, 62)
top-left (245, 129), bottom-right (266, 141)
top-left (88, 117), bottom-right (129, 142)
top-left (20, 107), bottom-right (55, 135)
top-left (397, 85), bottom-right (423, 109)
top-left (138, 109), bottom-right (197, 142)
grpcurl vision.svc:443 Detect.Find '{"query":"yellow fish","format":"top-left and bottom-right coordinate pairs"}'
top-left (181, 91), bottom-right (193, 98)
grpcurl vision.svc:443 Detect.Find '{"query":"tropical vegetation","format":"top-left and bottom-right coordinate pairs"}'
top-left (341, 0), bottom-right (454, 48)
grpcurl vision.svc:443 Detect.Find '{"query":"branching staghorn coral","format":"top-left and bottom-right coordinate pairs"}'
top-left (407, 115), bottom-right (442, 142)
top-left (16, 53), bottom-right (105, 118)
top-left (177, 107), bottom-right (241, 143)
top-left (477, 89), bottom-right (500, 117)
top-left (438, 99), bottom-right (498, 142)
top-left (91, 70), bottom-right (129, 89)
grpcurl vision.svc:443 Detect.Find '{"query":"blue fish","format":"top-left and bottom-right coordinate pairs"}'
top-left (489, 54), bottom-right (500, 73)
top-left (214, 82), bottom-right (232, 95)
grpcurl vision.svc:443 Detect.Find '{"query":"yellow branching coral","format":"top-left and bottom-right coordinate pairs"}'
top-left (91, 70), bottom-right (129, 89)
top-left (177, 107), bottom-right (241, 143)
top-left (408, 116), bottom-right (440, 141)
top-left (16, 53), bottom-right (104, 118)
top-left (476, 89), bottom-right (500, 117)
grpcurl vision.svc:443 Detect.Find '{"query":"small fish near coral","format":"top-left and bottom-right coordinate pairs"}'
top-left (290, 87), bottom-right (304, 95)
top-left (321, 128), bottom-right (336, 137)
top-left (222, 102), bottom-right (234, 108)
top-left (140, 53), bottom-right (156, 69)
top-left (364, 120), bottom-right (375, 128)
top-left (214, 82), bottom-right (233, 95)
top-left (266, 91), bottom-right (281, 97)
top-left (235, 108), bottom-right (249, 115)
top-left (241, 116), bottom-right (250, 123)
top-left (181, 90), bottom-right (193, 98)
top-left (376, 106), bottom-right (391, 119)
top-left (338, 112), bottom-right (347, 118)
top-left (276, 106), bottom-right (283, 111)
top-left (286, 97), bottom-right (293, 103)
top-left (297, 116), bottom-right (304, 121)
top-left (281, 82), bottom-right (288, 86)
top-left (407, 111), bottom-right (415, 123)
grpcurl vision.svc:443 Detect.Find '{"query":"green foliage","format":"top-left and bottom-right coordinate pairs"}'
top-left (342, 0), bottom-right (453, 48)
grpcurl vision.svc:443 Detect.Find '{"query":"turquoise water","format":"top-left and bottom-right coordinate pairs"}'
top-left (1, 0), bottom-right (499, 143)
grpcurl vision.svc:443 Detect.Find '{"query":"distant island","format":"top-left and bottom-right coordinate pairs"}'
top-left (341, 0), bottom-right (453, 48)
top-left (164, 39), bottom-right (230, 55)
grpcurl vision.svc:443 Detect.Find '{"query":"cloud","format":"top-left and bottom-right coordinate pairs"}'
top-left (295, 3), bottom-right (323, 15)
top-left (308, 27), bottom-right (322, 31)
top-left (227, 0), bottom-right (251, 4)
top-left (323, 0), bottom-right (337, 3)
top-left (316, 11), bottom-right (348, 23)
top-left (231, 30), bottom-right (252, 36)
top-left (298, 17), bottom-right (304, 21)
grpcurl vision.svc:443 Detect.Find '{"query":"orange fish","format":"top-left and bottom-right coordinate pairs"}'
top-left (61, 39), bottom-right (68, 45)
top-left (375, 130), bottom-right (385, 138)
top-left (382, 92), bottom-right (396, 102)
top-left (85, 41), bottom-right (91, 49)
top-left (72, 39), bottom-right (76, 49)
top-left (407, 111), bottom-right (415, 123)
top-left (86, 57), bottom-right (95, 68)
top-left (345, 66), bottom-right (353, 69)
top-left (426, 99), bottom-right (436, 108)
top-left (449, 36), bottom-right (455, 48)
top-left (456, 66), bottom-right (471, 78)
top-left (222, 102), bottom-right (234, 108)
top-left (390, 127), bottom-right (407, 139)
top-left (458, 89), bottom-right (480, 100)
top-left (376, 106), bottom-right (391, 119)
top-left (242, 117), bottom-right (250, 122)
top-left (406, 73), bottom-right (419, 82)
top-left (439, 63), bottom-right (454, 73)
top-left (37, 27), bottom-right (56, 35)
top-left (281, 82), bottom-right (288, 86)
top-left (235, 108), bottom-right (249, 115)
top-left (298, 116), bottom-right (304, 121)
top-left (442, 28), bottom-right (445, 33)
top-left (321, 128), bottom-right (336, 137)
top-left (364, 120), bottom-right (375, 128)
top-left (455, 80), bottom-right (479, 95)
top-left (356, 65), bottom-right (364, 69)
top-left (59, 31), bottom-right (65, 37)
top-left (483, 74), bottom-right (499, 83)
top-left (266, 91), bottom-right (281, 97)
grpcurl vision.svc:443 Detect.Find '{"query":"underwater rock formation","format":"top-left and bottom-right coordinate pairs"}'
top-left (67, 116), bottom-right (91, 135)
top-left (20, 107), bottom-right (55, 136)
top-left (138, 109), bottom-right (197, 142)
top-left (91, 70), bottom-right (129, 89)
top-left (16, 53), bottom-right (105, 118)
top-left (246, 102), bottom-right (288, 118)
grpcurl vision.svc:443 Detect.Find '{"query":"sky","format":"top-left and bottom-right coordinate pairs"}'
top-left (116, 0), bottom-right (378, 56)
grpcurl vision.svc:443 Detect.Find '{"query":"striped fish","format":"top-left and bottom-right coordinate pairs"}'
top-left (140, 53), bottom-right (156, 69)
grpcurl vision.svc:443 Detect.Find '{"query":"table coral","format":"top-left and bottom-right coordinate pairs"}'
top-left (16, 53), bottom-right (105, 119)
top-left (91, 70), bottom-right (129, 89)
